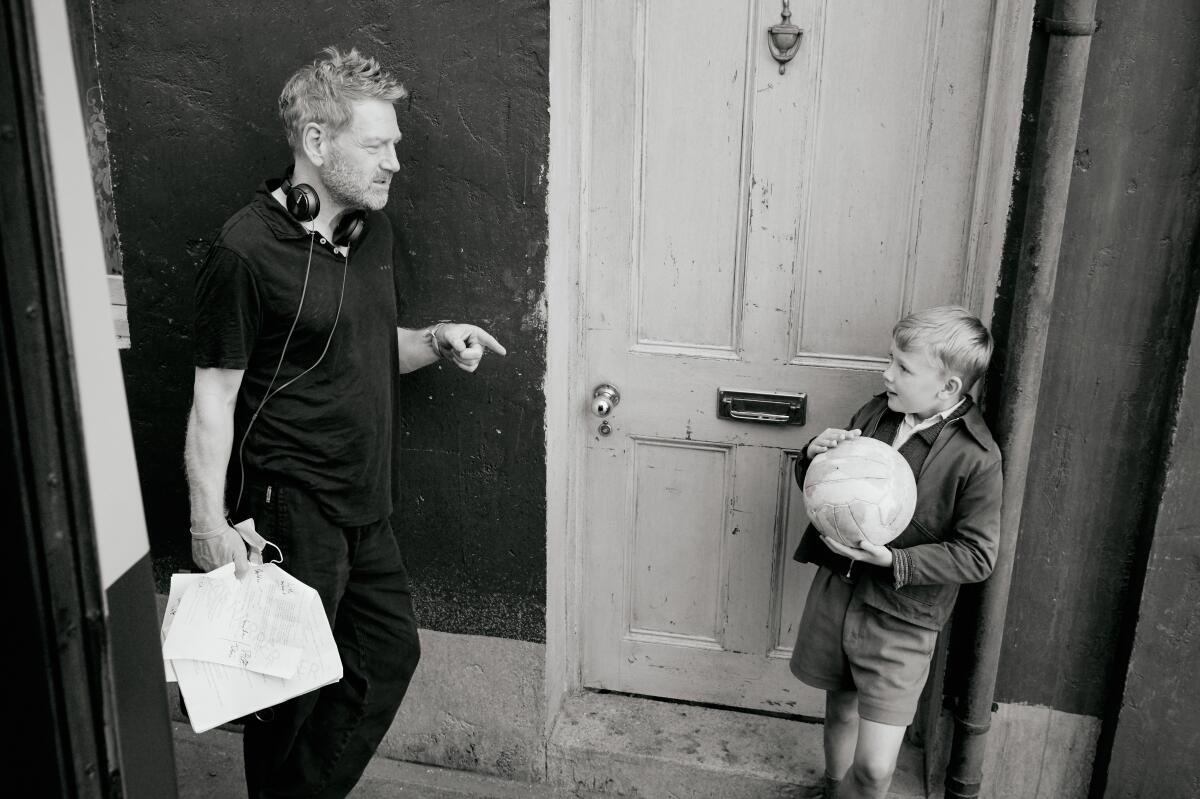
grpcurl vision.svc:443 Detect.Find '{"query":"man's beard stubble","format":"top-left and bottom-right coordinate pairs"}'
top-left (321, 147), bottom-right (389, 212)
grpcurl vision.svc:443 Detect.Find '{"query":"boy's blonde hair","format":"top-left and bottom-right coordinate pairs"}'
top-left (279, 47), bottom-right (407, 154)
top-left (892, 305), bottom-right (993, 393)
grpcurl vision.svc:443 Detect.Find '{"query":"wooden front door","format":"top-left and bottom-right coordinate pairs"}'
top-left (579, 0), bottom-right (1012, 716)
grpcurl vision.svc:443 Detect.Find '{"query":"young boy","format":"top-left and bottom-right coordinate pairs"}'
top-left (790, 306), bottom-right (1002, 799)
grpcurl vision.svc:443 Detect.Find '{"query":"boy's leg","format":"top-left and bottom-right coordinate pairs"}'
top-left (839, 720), bottom-right (906, 799)
top-left (790, 568), bottom-right (857, 798)
top-left (823, 689), bottom-right (859, 782)
top-left (837, 589), bottom-right (938, 799)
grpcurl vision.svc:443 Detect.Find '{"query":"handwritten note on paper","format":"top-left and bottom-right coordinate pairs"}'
top-left (161, 572), bottom-right (205, 682)
top-left (161, 564), bottom-right (343, 733)
top-left (171, 590), bottom-right (342, 733)
top-left (163, 563), bottom-right (306, 679)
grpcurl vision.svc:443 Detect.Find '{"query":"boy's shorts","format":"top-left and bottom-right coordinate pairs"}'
top-left (789, 566), bottom-right (938, 727)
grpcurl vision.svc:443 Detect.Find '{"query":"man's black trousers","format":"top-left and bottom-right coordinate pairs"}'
top-left (236, 482), bottom-right (421, 798)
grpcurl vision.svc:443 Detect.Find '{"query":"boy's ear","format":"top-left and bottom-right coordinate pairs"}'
top-left (943, 374), bottom-right (963, 398)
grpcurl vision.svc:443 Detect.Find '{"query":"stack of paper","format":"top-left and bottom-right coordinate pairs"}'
top-left (160, 562), bottom-right (343, 733)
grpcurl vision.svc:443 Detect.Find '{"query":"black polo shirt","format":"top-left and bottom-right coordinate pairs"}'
top-left (194, 181), bottom-right (404, 526)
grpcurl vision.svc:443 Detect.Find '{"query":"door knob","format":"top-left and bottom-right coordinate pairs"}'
top-left (591, 384), bottom-right (621, 417)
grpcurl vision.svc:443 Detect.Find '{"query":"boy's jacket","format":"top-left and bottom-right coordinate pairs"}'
top-left (793, 394), bottom-right (1003, 631)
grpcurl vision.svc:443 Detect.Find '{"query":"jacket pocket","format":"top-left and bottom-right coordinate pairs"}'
top-left (888, 516), bottom-right (940, 550)
top-left (862, 577), bottom-right (958, 631)
top-left (909, 517), bottom-right (940, 542)
top-left (897, 582), bottom-right (943, 607)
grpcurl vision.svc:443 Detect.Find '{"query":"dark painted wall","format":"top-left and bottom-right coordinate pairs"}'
top-left (989, 0), bottom-right (1200, 717)
top-left (92, 0), bottom-right (549, 641)
top-left (1099, 280), bottom-right (1200, 798)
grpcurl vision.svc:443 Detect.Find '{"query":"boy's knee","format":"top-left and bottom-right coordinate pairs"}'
top-left (851, 754), bottom-right (896, 789)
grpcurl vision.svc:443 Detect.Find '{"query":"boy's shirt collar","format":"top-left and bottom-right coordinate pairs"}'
top-left (895, 397), bottom-right (967, 449)
top-left (906, 396), bottom-right (965, 428)
top-left (867, 392), bottom-right (996, 454)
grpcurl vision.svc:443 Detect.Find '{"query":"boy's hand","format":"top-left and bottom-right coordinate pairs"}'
top-left (821, 535), bottom-right (894, 568)
top-left (806, 428), bottom-right (862, 460)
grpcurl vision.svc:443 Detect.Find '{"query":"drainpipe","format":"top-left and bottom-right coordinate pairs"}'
top-left (944, 2), bottom-right (1098, 798)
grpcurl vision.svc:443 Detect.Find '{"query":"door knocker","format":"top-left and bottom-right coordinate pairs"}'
top-left (767, 0), bottom-right (804, 74)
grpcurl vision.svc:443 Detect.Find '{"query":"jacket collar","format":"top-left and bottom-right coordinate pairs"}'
top-left (956, 401), bottom-right (998, 453)
top-left (866, 392), bottom-right (997, 455)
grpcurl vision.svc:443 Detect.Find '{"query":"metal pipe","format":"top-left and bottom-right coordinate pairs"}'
top-left (944, 2), bottom-right (1098, 797)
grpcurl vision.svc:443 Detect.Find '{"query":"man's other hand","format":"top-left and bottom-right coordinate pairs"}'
top-left (192, 525), bottom-right (251, 577)
top-left (440, 323), bottom-right (507, 373)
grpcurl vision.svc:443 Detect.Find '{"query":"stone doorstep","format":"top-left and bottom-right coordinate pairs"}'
top-left (168, 688), bottom-right (927, 799)
top-left (546, 691), bottom-right (928, 799)
top-left (157, 592), bottom-right (930, 798)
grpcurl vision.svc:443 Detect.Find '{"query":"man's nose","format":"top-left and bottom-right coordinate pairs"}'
top-left (381, 145), bottom-right (400, 172)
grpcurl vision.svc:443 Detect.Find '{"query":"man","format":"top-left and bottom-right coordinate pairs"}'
top-left (184, 47), bottom-right (505, 798)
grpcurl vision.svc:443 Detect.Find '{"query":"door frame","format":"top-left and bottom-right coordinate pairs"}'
top-left (544, 0), bottom-right (1037, 731)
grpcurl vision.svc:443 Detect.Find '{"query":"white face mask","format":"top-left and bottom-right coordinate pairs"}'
top-left (231, 517), bottom-right (283, 566)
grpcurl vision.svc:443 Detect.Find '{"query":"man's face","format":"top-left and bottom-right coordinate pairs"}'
top-left (320, 99), bottom-right (402, 212)
top-left (881, 341), bottom-right (955, 419)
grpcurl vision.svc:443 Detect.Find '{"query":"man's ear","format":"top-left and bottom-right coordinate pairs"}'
top-left (301, 122), bottom-right (326, 166)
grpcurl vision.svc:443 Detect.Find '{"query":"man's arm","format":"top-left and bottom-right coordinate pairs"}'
top-left (396, 322), bottom-right (507, 374)
top-left (184, 366), bottom-right (250, 575)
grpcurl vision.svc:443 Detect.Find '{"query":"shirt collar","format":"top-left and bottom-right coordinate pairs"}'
top-left (906, 397), bottom-right (970, 444)
top-left (905, 397), bottom-right (964, 428)
top-left (869, 392), bottom-right (994, 452)
top-left (253, 179), bottom-right (312, 242)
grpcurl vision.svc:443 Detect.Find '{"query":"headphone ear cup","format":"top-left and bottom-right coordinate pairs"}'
top-left (333, 211), bottom-right (366, 248)
top-left (286, 183), bottom-right (320, 222)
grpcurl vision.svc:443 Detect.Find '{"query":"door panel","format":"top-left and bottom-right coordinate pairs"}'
top-left (636, 2), bottom-right (751, 350)
top-left (628, 438), bottom-right (731, 645)
top-left (581, 0), bottom-right (1001, 716)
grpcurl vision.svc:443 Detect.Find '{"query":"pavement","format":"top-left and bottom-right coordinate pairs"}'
top-left (172, 716), bottom-right (926, 799)
top-left (172, 722), bottom-right (570, 798)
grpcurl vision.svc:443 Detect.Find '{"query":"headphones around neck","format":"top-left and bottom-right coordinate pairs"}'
top-left (280, 169), bottom-right (366, 249)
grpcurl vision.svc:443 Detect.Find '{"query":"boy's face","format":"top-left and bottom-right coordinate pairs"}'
top-left (882, 341), bottom-right (962, 419)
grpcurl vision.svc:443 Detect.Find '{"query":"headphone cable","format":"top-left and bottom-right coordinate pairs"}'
top-left (233, 232), bottom-right (351, 514)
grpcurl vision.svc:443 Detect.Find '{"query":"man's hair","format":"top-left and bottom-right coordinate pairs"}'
top-left (892, 305), bottom-right (993, 392)
top-left (279, 47), bottom-right (407, 153)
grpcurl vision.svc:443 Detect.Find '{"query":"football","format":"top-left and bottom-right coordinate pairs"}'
top-left (801, 436), bottom-right (917, 547)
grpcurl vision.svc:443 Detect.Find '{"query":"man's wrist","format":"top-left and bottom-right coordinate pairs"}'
top-left (426, 321), bottom-right (454, 359)
top-left (190, 515), bottom-right (230, 539)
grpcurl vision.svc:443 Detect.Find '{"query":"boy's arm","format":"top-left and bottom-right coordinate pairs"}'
top-left (793, 398), bottom-right (878, 487)
top-left (890, 459), bottom-right (1003, 588)
top-left (793, 428), bottom-right (862, 486)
